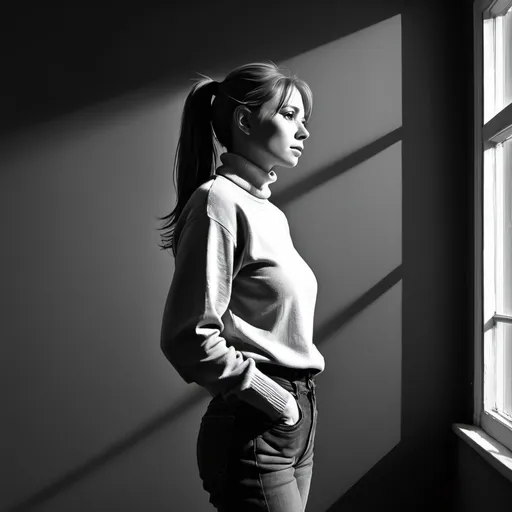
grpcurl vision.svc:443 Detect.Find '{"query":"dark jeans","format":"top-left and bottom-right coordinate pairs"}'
top-left (197, 374), bottom-right (318, 512)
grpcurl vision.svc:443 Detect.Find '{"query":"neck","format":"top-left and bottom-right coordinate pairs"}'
top-left (215, 152), bottom-right (277, 199)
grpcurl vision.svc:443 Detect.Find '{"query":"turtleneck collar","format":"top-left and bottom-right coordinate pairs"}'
top-left (215, 152), bottom-right (277, 200)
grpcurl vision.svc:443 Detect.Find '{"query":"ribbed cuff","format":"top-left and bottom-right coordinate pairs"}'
top-left (228, 359), bottom-right (292, 420)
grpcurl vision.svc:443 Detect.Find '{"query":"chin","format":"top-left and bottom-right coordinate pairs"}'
top-left (278, 157), bottom-right (299, 168)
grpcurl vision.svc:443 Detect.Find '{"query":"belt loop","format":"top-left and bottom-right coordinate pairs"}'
top-left (291, 380), bottom-right (298, 397)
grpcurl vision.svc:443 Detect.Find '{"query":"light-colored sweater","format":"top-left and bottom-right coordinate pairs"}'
top-left (160, 152), bottom-right (325, 421)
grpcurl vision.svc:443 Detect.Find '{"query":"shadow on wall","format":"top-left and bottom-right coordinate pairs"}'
top-left (2, 6), bottom-right (402, 512)
top-left (7, 130), bottom-right (402, 512)
top-left (0, 3), bottom-right (404, 140)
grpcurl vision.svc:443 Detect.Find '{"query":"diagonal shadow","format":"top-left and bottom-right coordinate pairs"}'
top-left (1, 4), bottom-right (404, 140)
top-left (9, 264), bottom-right (402, 512)
top-left (8, 389), bottom-right (210, 512)
top-left (315, 264), bottom-right (402, 346)
top-left (8, 128), bottom-right (402, 511)
top-left (273, 127), bottom-right (402, 208)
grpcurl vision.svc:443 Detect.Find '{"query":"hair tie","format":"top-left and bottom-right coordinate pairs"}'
top-left (211, 80), bottom-right (220, 96)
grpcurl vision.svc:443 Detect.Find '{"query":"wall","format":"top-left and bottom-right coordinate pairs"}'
top-left (454, 437), bottom-right (512, 510)
top-left (0, 2), bottom-right (485, 511)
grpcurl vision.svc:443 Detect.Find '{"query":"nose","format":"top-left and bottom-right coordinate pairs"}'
top-left (296, 124), bottom-right (310, 140)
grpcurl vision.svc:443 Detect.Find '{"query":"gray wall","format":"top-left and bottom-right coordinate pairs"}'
top-left (454, 437), bottom-right (512, 511)
top-left (2, 2), bottom-right (507, 511)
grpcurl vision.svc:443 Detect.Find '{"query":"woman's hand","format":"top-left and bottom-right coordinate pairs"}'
top-left (280, 393), bottom-right (300, 426)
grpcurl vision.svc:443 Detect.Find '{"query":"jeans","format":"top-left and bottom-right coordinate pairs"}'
top-left (197, 374), bottom-right (318, 511)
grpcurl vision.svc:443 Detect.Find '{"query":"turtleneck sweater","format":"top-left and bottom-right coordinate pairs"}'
top-left (160, 152), bottom-right (325, 421)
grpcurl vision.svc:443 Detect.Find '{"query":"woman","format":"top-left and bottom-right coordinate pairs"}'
top-left (158, 61), bottom-right (325, 512)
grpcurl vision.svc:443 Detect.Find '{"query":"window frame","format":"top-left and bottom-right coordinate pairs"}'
top-left (473, 0), bottom-right (512, 453)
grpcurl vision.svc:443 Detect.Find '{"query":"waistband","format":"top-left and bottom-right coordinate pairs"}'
top-left (256, 362), bottom-right (319, 383)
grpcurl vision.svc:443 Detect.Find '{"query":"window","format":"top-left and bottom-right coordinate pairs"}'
top-left (475, 0), bottom-right (512, 453)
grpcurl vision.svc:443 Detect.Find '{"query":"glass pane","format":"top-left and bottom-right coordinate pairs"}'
top-left (496, 322), bottom-right (512, 420)
top-left (504, 8), bottom-right (512, 115)
top-left (484, 18), bottom-right (496, 124)
top-left (483, 147), bottom-right (496, 322)
top-left (483, 7), bottom-right (512, 123)
top-left (499, 138), bottom-right (512, 317)
top-left (484, 326), bottom-right (496, 411)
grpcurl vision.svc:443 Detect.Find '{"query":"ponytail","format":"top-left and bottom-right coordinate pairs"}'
top-left (157, 62), bottom-right (313, 255)
top-left (157, 77), bottom-right (218, 254)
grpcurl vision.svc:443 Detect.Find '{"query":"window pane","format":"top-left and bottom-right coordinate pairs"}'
top-left (484, 326), bottom-right (496, 411)
top-left (484, 320), bottom-right (512, 420)
top-left (483, 147), bottom-right (496, 322)
top-left (484, 18), bottom-right (496, 123)
top-left (483, 7), bottom-right (512, 123)
top-left (504, 8), bottom-right (512, 115)
top-left (496, 322), bottom-right (512, 420)
top-left (500, 137), bottom-right (512, 317)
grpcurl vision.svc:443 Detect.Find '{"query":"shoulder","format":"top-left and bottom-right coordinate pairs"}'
top-left (180, 176), bottom-right (243, 239)
top-left (206, 176), bottom-right (240, 222)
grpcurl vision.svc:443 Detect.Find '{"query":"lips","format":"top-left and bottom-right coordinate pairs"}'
top-left (291, 146), bottom-right (303, 153)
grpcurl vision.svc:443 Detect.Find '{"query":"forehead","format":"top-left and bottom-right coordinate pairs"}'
top-left (262, 85), bottom-right (305, 117)
top-left (285, 87), bottom-right (305, 111)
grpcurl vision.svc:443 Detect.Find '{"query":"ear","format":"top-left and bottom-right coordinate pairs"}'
top-left (233, 105), bottom-right (252, 136)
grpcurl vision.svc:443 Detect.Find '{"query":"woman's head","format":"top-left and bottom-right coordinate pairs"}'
top-left (212, 62), bottom-right (312, 170)
top-left (157, 61), bottom-right (313, 252)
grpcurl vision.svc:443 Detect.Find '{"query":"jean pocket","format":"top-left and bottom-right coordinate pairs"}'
top-left (197, 414), bottom-right (234, 489)
top-left (270, 396), bottom-right (305, 433)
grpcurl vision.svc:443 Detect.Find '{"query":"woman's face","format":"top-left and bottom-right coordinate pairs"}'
top-left (245, 87), bottom-right (310, 172)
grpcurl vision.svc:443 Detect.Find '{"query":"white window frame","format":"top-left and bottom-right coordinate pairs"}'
top-left (474, 0), bottom-right (512, 453)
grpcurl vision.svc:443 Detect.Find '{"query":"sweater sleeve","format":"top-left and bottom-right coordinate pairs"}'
top-left (160, 212), bottom-right (292, 421)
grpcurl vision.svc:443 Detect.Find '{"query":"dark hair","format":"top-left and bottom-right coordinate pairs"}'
top-left (156, 60), bottom-right (313, 253)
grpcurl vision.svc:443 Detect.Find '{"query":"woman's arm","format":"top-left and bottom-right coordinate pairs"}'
top-left (160, 212), bottom-right (295, 422)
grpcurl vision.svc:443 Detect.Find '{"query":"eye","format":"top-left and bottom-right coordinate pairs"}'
top-left (282, 111), bottom-right (309, 128)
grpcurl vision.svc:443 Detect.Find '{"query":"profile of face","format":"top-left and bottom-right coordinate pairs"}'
top-left (234, 86), bottom-right (310, 172)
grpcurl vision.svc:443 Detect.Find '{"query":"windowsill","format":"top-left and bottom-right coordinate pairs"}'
top-left (453, 423), bottom-right (512, 484)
